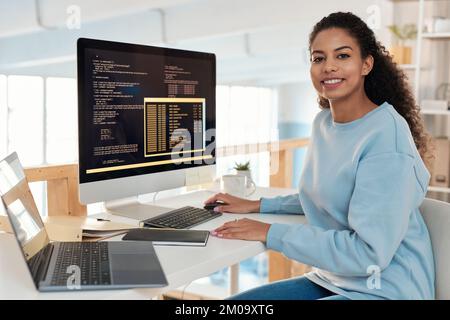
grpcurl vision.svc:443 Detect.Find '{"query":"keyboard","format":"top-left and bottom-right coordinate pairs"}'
top-left (141, 206), bottom-right (222, 229)
top-left (51, 242), bottom-right (111, 286)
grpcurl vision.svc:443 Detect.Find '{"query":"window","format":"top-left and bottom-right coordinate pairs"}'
top-left (6, 75), bottom-right (45, 214)
top-left (46, 77), bottom-right (78, 164)
top-left (216, 85), bottom-right (278, 187)
top-left (3, 76), bottom-right (80, 215)
top-left (3, 76), bottom-right (79, 166)
top-left (7, 76), bottom-right (44, 166)
top-left (0, 75), bottom-right (7, 158)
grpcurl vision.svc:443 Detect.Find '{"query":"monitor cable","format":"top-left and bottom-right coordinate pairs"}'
top-left (152, 191), bottom-right (159, 203)
top-left (181, 281), bottom-right (193, 300)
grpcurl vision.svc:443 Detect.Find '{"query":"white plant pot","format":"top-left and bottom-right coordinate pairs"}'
top-left (235, 169), bottom-right (253, 188)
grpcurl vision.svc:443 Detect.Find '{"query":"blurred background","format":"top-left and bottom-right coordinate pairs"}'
top-left (1, 0), bottom-right (449, 299)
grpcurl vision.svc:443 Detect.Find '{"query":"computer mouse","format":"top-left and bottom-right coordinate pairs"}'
top-left (204, 201), bottom-right (226, 210)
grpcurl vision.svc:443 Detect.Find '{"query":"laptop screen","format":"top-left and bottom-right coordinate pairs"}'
top-left (0, 152), bottom-right (49, 261)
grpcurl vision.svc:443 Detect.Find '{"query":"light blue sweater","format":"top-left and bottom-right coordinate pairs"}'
top-left (261, 102), bottom-right (435, 300)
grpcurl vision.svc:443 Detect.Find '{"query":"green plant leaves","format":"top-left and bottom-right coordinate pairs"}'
top-left (234, 160), bottom-right (250, 171)
top-left (387, 24), bottom-right (417, 42)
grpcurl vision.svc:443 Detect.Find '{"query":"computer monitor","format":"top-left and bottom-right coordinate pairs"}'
top-left (77, 38), bottom-right (216, 219)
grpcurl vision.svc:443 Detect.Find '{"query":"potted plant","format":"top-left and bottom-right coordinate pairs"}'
top-left (387, 24), bottom-right (417, 65)
top-left (233, 160), bottom-right (253, 187)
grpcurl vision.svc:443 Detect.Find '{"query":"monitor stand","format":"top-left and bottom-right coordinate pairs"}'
top-left (105, 196), bottom-right (173, 222)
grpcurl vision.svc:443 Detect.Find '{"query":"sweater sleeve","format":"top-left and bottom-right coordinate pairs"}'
top-left (266, 153), bottom-right (422, 276)
top-left (260, 194), bottom-right (304, 215)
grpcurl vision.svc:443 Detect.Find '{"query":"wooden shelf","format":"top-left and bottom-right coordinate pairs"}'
top-left (399, 64), bottom-right (417, 70)
top-left (421, 109), bottom-right (450, 115)
top-left (422, 33), bottom-right (450, 39)
top-left (428, 186), bottom-right (450, 194)
top-left (399, 64), bottom-right (428, 72)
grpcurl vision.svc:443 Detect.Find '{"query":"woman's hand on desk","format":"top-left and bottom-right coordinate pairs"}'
top-left (204, 193), bottom-right (260, 213)
top-left (211, 218), bottom-right (271, 242)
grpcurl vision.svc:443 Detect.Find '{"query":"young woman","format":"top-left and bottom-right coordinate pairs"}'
top-left (205, 12), bottom-right (435, 300)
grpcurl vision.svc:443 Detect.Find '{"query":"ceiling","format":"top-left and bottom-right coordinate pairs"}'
top-left (0, 0), bottom-right (393, 86)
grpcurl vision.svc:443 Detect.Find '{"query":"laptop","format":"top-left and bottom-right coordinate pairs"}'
top-left (0, 152), bottom-right (168, 292)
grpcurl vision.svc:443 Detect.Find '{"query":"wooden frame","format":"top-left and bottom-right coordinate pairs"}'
top-left (24, 164), bottom-right (86, 217)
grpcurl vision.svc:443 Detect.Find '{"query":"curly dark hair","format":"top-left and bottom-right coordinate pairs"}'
top-left (309, 12), bottom-right (432, 168)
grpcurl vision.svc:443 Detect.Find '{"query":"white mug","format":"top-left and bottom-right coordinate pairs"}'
top-left (220, 174), bottom-right (256, 197)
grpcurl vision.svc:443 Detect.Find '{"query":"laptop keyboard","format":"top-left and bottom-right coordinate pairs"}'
top-left (50, 242), bottom-right (111, 287)
top-left (141, 206), bottom-right (222, 229)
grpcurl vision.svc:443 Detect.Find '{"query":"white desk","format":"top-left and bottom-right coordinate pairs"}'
top-left (0, 187), bottom-right (305, 300)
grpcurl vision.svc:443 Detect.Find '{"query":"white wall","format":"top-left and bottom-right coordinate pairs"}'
top-left (278, 82), bottom-right (319, 124)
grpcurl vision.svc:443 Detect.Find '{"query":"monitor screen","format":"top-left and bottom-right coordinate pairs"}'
top-left (77, 38), bottom-right (216, 186)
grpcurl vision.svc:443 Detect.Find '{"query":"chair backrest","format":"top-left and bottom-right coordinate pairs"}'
top-left (420, 198), bottom-right (450, 300)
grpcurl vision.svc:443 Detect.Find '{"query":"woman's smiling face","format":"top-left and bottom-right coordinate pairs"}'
top-left (309, 28), bottom-right (373, 102)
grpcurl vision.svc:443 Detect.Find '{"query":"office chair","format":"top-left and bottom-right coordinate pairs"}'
top-left (420, 197), bottom-right (450, 300)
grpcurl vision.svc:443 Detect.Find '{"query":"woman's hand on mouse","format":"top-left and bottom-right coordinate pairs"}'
top-left (211, 218), bottom-right (271, 242)
top-left (204, 193), bottom-right (260, 214)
